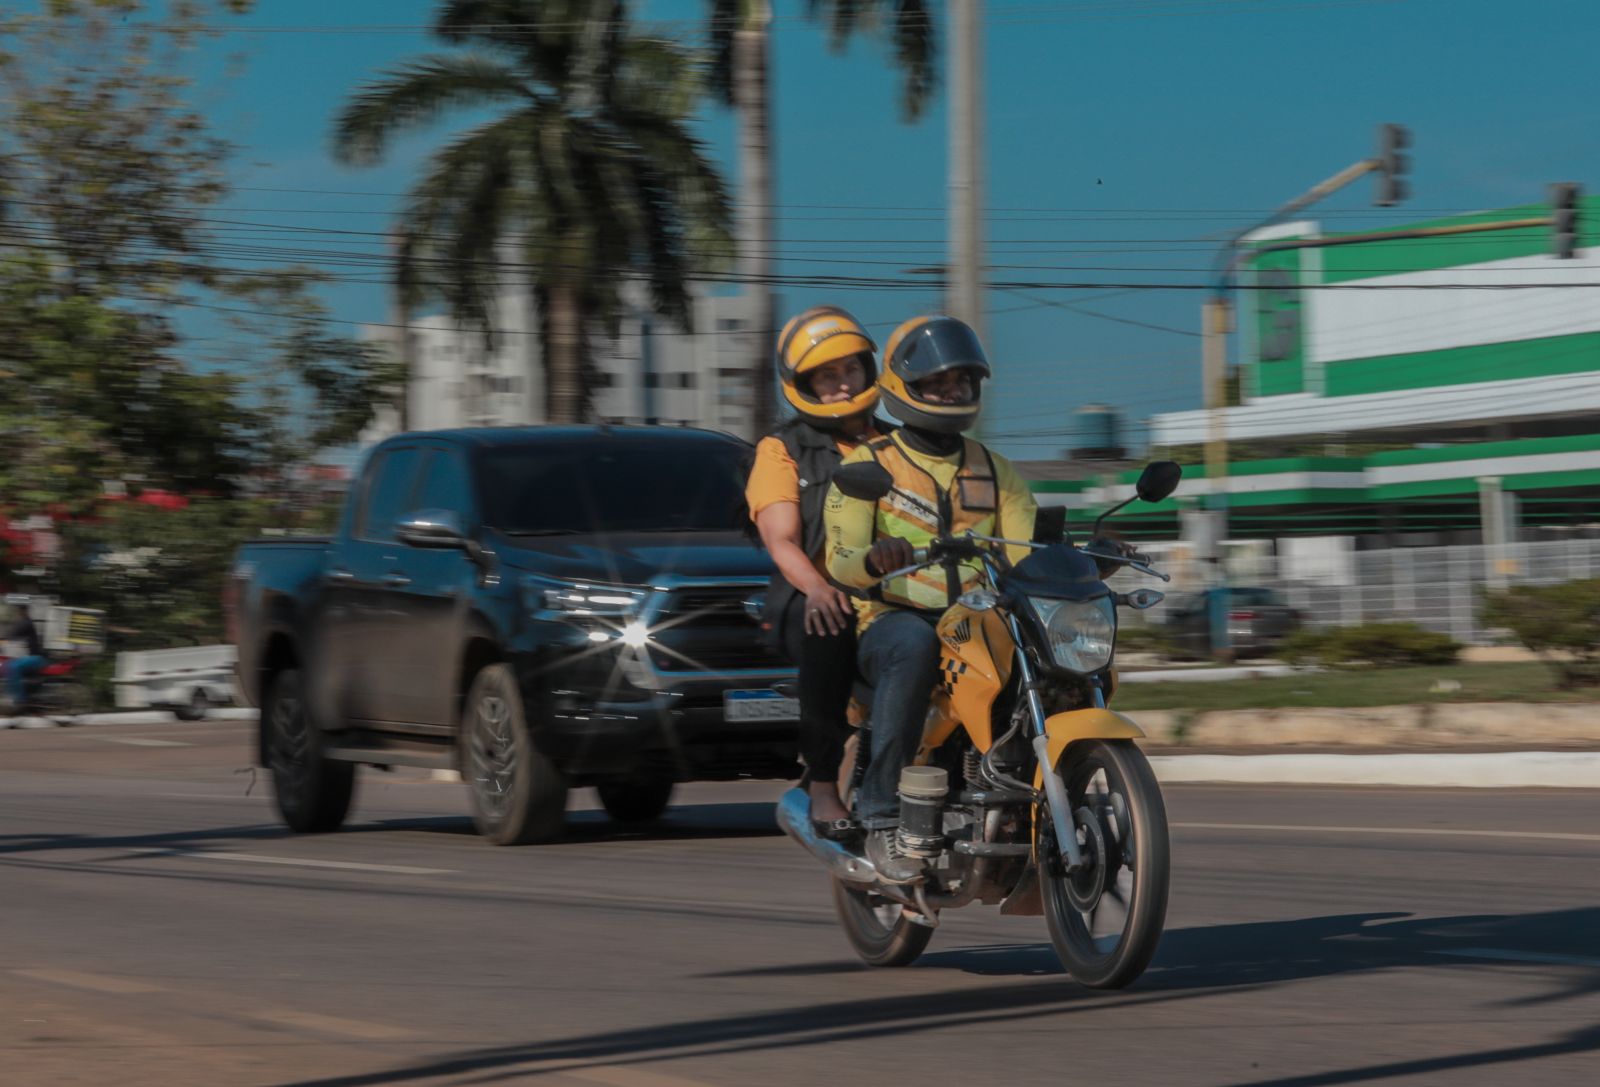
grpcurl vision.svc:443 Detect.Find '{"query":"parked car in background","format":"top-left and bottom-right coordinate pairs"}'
top-left (114, 645), bottom-right (238, 720)
top-left (1164, 587), bottom-right (1304, 659)
top-left (229, 426), bottom-right (797, 845)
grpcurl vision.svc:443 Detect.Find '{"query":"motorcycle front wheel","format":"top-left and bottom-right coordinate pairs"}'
top-left (1040, 739), bottom-right (1170, 989)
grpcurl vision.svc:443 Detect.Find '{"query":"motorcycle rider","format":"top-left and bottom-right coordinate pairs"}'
top-left (746, 306), bottom-right (888, 840)
top-left (3, 602), bottom-right (46, 711)
top-left (824, 315), bottom-right (1038, 880)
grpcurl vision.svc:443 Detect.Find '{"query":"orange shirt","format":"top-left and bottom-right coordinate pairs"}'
top-left (745, 425), bottom-right (881, 574)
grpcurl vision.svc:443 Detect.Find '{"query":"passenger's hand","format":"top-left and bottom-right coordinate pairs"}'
top-left (866, 537), bottom-right (916, 578)
top-left (803, 585), bottom-right (854, 637)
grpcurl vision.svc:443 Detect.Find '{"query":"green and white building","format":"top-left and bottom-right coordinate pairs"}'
top-left (1056, 197), bottom-right (1600, 547)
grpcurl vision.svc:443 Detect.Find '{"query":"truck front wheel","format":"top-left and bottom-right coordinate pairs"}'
top-left (265, 668), bottom-right (355, 833)
top-left (462, 664), bottom-right (568, 845)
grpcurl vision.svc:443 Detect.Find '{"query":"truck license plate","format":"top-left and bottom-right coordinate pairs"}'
top-left (724, 689), bottom-right (800, 722)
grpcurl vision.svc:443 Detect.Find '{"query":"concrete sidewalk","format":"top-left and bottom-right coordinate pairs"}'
top-left (1151, 751), bottom-right (1600, 789)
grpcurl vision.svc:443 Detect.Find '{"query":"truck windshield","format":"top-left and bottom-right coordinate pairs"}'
top-left (477, 441), bottom-right (750, 535)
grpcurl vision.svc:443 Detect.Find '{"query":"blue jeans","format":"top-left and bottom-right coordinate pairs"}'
top-left (5, 656), bottom-right (45, 706)
top-left (854, 610), bottom-right (942, 830)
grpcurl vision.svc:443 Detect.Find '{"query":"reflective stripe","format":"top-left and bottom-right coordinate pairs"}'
top-left (866, 434), bottom-right (998, 613)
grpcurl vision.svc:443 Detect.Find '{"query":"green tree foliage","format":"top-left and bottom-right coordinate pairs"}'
top-left (0, 0), bottom-right (398, 515)
top-left (0, 1), bottom-right (392, 647)
top-left (332, 0), bottom-right (733, 423)
top-left (705, 2), bottom-right (936, 121)
top-left (1481, 580), bottom-right (1600, 688)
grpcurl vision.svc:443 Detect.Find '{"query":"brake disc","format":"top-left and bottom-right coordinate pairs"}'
top-left (1065, 805), bottom-right (1108, 913)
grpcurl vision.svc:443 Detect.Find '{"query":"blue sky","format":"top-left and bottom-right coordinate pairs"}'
top-left (187, 0), bottom-right (1600, 461)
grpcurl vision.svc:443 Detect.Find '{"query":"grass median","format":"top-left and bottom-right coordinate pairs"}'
top-left (1112, 661), bottom-right (1600, 712)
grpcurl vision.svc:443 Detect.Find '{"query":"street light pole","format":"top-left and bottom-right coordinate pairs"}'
top-left (1200, 124), bottom-right (1409, 659)
top-left (1202, 295), bottom-right (1232, 659)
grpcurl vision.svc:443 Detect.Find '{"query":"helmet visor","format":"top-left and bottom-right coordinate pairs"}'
top-left (893, 319), bottom-right (992, 384)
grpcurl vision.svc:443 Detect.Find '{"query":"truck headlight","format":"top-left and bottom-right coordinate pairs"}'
top-left (1029, 596), bottom-right (1116, 673)
top-left (522, 577), bottom-right (645, 618)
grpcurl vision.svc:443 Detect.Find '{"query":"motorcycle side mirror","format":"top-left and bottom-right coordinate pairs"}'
top-left (1136, 461), bottom-right (1182, 504)
top-left (832, 462), bottom-right (894, 503)
top-left (1032, 506), bottom-right (1068, 545)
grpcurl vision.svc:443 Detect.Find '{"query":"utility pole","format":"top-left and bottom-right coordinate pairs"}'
top-left (949, 0), bottom-right (984, 431)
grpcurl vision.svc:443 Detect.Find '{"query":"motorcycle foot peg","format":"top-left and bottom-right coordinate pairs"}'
top-left (897, 765), bottom-right (949, 859)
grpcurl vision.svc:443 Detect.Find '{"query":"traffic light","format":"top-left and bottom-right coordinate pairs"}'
top-left (1374, 123), bottom-right (1410, 207)
top-left (1550, 182), bottom-right (1581, 259)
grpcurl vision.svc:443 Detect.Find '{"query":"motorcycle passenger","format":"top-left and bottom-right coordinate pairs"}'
top-left (746, 306), bottom-right (888, 840)
top-left (824, 316), bottom-right (1037, 880)
top-left (3, 603), bottom-right (46, 710)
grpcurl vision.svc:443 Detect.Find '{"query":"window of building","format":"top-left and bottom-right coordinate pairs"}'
top-left (716, 318), bottom-right (744, 333)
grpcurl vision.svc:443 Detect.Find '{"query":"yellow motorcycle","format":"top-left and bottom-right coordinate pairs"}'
top-left (777, 461), bottom-right (1182, 989)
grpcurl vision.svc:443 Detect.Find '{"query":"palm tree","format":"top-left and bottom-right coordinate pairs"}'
top-left (707, 1), bottom-right (936, 438)
top-left (333, 0), bottom-right (733, 424)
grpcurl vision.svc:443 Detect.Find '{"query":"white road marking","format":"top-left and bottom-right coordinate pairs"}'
top-left (1175, 821), bottom-right (1600, 844)
top-left (15, 968), bottom-right (163, 994)
top-left (560, 1066), bottom-right (717, 1087)
top-left (155, 793), bottom-right (265, 801)
top-left (1430, 947), bottom-right (1600, 969)
top-left (138, 848), bottom-right (453, 875)
top-left (89, 736), bottom-right (192, 747)
top-left (251, 1009), bottom-right (411, 1040)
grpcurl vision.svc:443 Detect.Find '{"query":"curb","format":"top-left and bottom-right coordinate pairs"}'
top-left (1151, 751), bottom-right (1600, 789)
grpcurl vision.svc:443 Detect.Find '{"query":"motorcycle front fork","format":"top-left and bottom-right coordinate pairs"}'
top-left (1001, 611), bottom-right (1088, 872)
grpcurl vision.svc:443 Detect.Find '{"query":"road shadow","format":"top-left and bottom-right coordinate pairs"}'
top-left (275, 907), bottom-right (1600, 1087)
top-left (275, 974), bottom-right (1221, 1087)
top-left (768, 907), bottom-right (1600, 997)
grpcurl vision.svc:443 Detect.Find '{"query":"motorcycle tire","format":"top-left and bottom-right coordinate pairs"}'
top-left (265, 668), bottom-right (355, 834)
top-left (1040, 739), bottom-right (1170, 990)
top-left (831, 878), bottom-right (934, 968)
top-left (50, 681), bottom-right (93, 721)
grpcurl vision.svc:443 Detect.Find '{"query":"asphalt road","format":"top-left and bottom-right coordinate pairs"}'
top-left (3, 720), bottom-right (1598, 1087)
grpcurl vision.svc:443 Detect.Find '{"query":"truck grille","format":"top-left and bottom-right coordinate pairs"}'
top-left (649, 586), bottom-right (787, 672)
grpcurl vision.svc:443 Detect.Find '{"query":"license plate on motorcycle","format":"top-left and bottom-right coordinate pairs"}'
top-left (724, 689), bottom-right (800, 722)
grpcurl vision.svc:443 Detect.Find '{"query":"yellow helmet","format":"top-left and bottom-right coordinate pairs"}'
top-left (879, 315), bottom-right (991, 434)
top-left (775, 305), bottom-right (879, 427)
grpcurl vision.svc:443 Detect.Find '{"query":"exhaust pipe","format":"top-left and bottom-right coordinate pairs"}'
top-left (775, 788), bottom-right (879, 885)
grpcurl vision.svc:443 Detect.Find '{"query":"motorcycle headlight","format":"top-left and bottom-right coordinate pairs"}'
top-left (1029, 596), bottom-right (1116, 673)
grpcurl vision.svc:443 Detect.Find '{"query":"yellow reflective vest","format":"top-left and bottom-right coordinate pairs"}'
top-left (825, 432), bottom-right (1038, 630)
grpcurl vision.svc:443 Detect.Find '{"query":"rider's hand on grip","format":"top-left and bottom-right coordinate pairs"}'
top-left (865, 537), bottom-right (917, 578)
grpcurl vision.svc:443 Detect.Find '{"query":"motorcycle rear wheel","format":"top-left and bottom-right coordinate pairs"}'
top-left (1041, 739), bottom-right (1170, 989)
top-left (831, 878), bottom-right (934, 967)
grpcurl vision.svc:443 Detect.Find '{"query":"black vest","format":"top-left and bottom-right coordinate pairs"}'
top-left (760, 418), bottom-right (883, 643)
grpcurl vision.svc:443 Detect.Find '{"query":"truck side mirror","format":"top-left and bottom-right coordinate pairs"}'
top-left (396, 509), bottom-right (470, 550)
top-left (832, 462), bottom-right (894, 503)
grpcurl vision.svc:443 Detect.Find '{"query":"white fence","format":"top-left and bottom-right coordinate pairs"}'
top-left (1134, 538), bottom-right (1600, 646)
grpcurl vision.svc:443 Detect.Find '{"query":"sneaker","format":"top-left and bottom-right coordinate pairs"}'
top-left (865, 828), bottom-right (925, 884)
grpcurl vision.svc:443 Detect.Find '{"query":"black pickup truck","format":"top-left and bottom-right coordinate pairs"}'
top-left (228, 426), bottom-right (798, 844)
